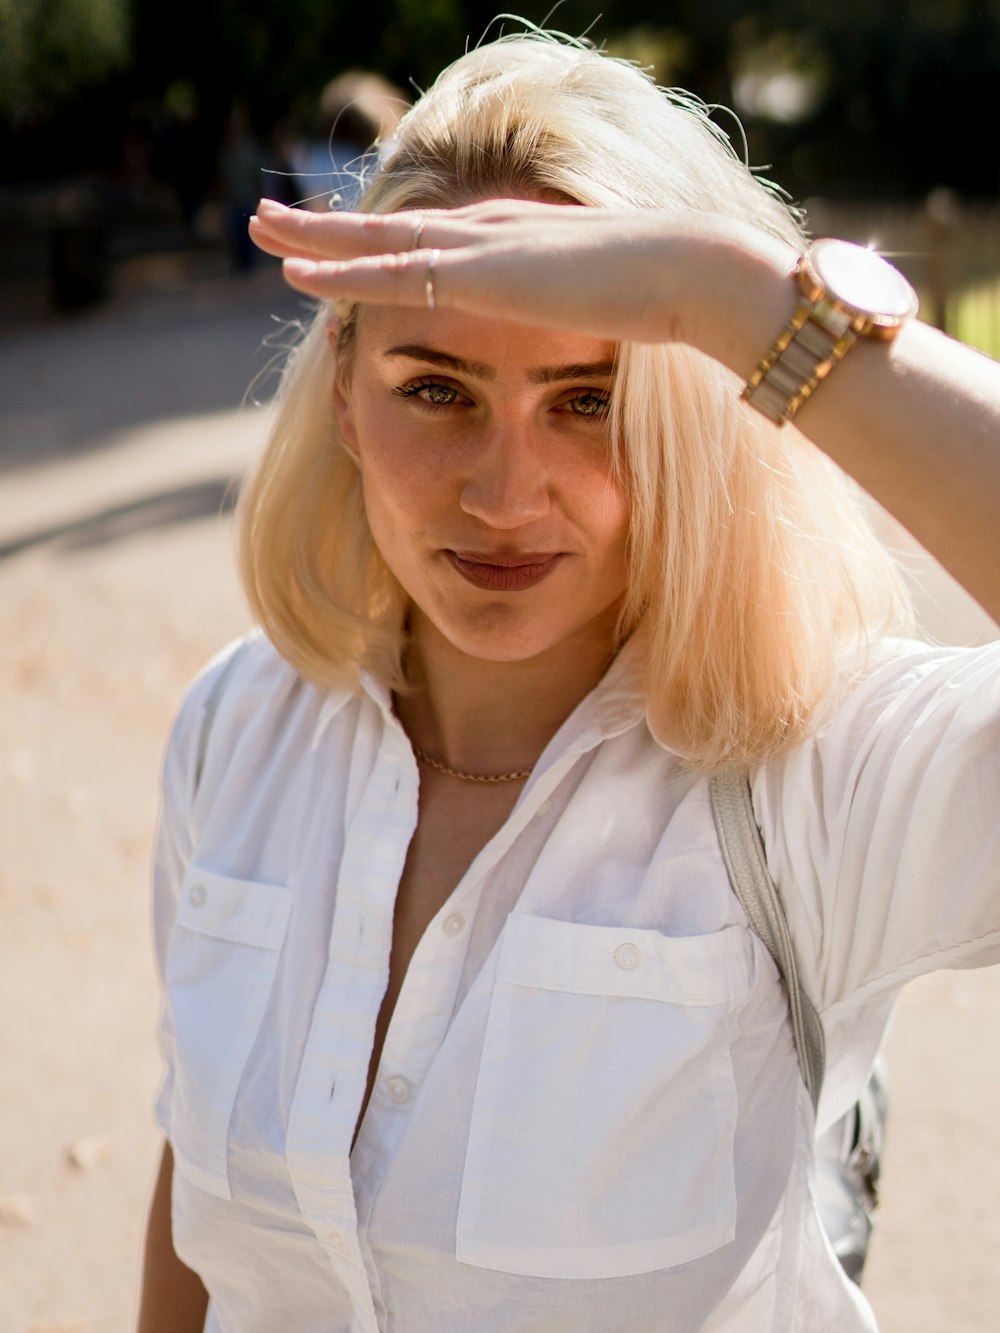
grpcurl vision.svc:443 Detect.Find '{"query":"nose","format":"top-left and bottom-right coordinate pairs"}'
top-left (459, 418), bottom-right (550, 529)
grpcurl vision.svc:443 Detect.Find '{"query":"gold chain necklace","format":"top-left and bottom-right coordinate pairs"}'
top-left (412, 745), bottom-right (531, 784)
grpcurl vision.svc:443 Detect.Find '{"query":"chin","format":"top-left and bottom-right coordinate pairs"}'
top-left (438, 602), bottom-right (619, 667)
top-left (444, 623), bottom-right (564, 665)
top-left (409, 581), bottom-right (626, 667)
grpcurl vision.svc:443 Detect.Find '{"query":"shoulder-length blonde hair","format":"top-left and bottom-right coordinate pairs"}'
top-left (238, 30), bottom-right (912, 768)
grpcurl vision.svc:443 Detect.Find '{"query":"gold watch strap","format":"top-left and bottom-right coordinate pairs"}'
top-left (742, 301), bottom-right (859, 425)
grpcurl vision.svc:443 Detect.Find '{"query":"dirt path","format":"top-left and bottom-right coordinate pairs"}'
top-left (0, 270), bottom-right (997, 1333)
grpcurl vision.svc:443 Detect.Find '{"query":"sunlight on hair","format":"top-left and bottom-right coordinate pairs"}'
top-left (238, 23), bottom-right (913, 768)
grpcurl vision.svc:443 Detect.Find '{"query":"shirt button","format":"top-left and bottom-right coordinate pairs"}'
top-left (614, 942), bottom-right (641, 970)
top-left (442, 912), bottom-right (466, 937)
top-left (386, 1075), bottom-right (412, 1105)
top-left (188, 884), bottom-right (207, 908)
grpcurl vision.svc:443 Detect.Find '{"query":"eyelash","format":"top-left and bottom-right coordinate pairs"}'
top-left (392, 377), bottom-right (612, 419)
top-left (393, 377), bottom-right (465, 409)
top-left (565, 391), bottom-right (611, 419)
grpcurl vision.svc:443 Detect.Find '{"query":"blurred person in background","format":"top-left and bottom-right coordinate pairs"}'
top-left (288, 70), bottom-right (408, 212)
top-left (137, 25), bottom-right (1000, 1333)
top-left (219, 102), bottom-right (265, 274)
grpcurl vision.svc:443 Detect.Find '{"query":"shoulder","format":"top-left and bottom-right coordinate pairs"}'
top-left (165, 631), bottom-right (292, 757)
top-left (838, 634), bottom-right (1000, 708)
top-left (752, 636), bottom-right (1000, 851)
top-left (161, 630), bottom-right (360, 807)
top-left (752, 637), bottom-right (1000, 1007)
top-left (764, 637), bottom-right (1000, 799)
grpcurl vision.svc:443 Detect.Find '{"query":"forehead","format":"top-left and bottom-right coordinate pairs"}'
top-left (352, 305), bottom-right (617, 379)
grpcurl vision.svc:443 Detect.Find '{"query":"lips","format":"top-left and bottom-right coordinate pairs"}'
top-left (446, 550), bottom-right (563, 592)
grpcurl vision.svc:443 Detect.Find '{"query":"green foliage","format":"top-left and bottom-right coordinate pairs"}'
top-left (0, 0), bottom-right (131, 124)
top-left (950, 275), bottom-right (1000, 362)
top-left (4, 0), bottom-right (1000, 197)
top-left (381, 0), bottom-right (467, 89)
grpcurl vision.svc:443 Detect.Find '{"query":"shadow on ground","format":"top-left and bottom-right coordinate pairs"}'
top-left (0, 265), bottom-right (305, 474)
top-left (0, 477), bottom-right (240, 562)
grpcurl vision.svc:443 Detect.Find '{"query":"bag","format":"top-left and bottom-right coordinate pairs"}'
top-left (710, 770), bottom-right (884, 1282)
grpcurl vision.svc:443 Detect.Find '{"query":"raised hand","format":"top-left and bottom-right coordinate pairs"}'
top-left (249, 197), bottom-right (793, 351)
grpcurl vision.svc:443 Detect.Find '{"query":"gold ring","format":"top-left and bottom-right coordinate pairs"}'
top-left (410, 216), bottom-right (427, 251)
top-left (425, 249), bottom-right (440, 310)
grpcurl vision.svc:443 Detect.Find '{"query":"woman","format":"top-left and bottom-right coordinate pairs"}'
top-left (138, 30), bottom-right (1000, 1333)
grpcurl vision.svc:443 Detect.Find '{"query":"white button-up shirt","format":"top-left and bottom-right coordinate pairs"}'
top-left (153, 633), bottom-right (1000, 1332)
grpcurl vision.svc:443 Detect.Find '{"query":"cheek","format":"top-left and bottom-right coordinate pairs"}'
top-left (585, 473), bottom-right (630, 593)
top-left (574, 459), bottom-right (630, 548)
top-left (600, 473), bottom-right (630, 533)
top-left (356, 431), bottom-right (452, 545)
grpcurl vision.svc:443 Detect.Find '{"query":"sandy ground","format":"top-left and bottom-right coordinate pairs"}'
top-left (0, 262), bottom-right (998, 1333)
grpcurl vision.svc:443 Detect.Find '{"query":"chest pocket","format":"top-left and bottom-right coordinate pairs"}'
top-left (165, 866), bottom-right (292, 1199)
top-left (457, 913), bottom-right (754, 1280)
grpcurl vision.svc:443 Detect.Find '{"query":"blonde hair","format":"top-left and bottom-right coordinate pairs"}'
top-left (238, 30), bottom-right (912, 768)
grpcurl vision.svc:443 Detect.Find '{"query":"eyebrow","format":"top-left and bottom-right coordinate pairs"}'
top-left (382, 343), bottom-right (616, 384)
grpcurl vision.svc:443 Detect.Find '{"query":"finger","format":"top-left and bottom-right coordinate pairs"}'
top-left (247, 216), bottom-right (318, 260)
top-left (281, 250), bottom-right (445, 309)
top-left (254, 200), bottom-right (460, 261)
top-left (250, 205), bottom-right (381, 261)
top-left (253, 197), bottom-right (580, 261)
top-left (281, 247), bottom-right (583, 332)
top-left (248, 213), bottom-right (356, 262)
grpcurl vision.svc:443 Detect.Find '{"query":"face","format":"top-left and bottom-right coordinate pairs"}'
top-left (333, 306), bottom-right (629, 668)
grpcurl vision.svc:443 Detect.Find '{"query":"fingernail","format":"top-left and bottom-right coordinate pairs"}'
top-left (283, 258), bottom-right (319, 276)
top-left (257, 198), bottom-right (288, 216)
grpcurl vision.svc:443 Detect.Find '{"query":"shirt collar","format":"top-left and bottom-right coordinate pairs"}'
top-left (527, 636), bottom-right (649, 780)
top-left (310, 637), bottom-right (651, 759)
top-left (310, 668), bottom-right (395, 751)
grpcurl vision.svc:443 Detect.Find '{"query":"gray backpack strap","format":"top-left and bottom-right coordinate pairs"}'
top-left (710, 769), bottom-right (825, 1113)
top-left (194, 636), bottom-right (257, 792)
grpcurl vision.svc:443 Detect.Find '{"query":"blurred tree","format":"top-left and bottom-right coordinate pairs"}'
top-left (0, 0), bottom-right (131, 125)
top-left (722, 0), bottom-right (1000, 199)
top-left (2, 0), bottom-right (998, 199)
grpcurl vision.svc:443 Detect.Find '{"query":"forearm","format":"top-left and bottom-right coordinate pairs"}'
top-left (136, 1142), bottom-right (209, 1333)
top-left (793, 323), bottom-right (1000, 622)
top-left (253, 199), bottom-right (1000, 619)
top-left (681, 228), bottom-right (1000, 622)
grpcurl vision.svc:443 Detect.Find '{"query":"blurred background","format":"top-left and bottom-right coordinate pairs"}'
top-left (4, 0), bottom-right (1000, 337)
top-left (1, 3), bottom-right (998, 1331)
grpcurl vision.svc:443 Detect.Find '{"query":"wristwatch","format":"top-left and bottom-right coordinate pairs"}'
top-left (743, 238), bottom-right (919, 426)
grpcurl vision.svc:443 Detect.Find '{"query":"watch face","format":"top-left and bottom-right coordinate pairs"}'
top-left (808, 239), bottom-right (918, 324)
